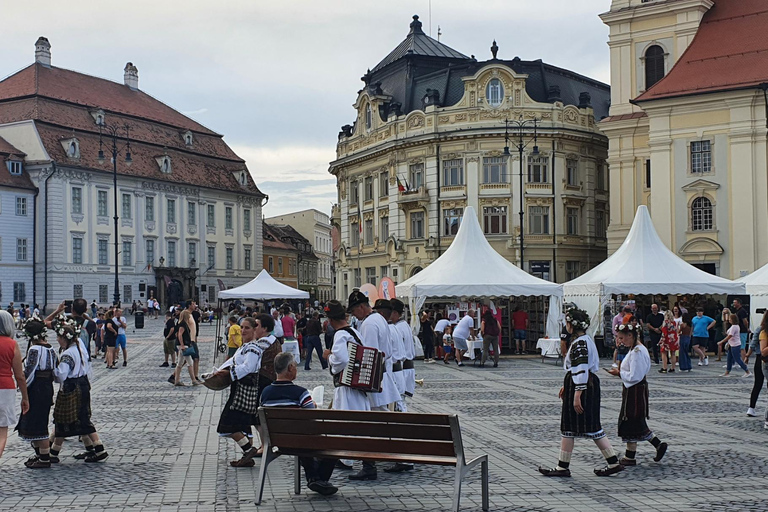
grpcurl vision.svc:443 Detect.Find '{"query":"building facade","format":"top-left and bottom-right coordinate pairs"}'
top-left (600, 0), bottom-right (768, 278)
top-left (0, 38), bottom-right (266, 311)
top-left (0, 137), bottom-right (36, 307)
top-left (262, 222), bottom-right (299, 289)
top-left (266, 209), bottom-right (333, 302)
top-left (330, 16), bottom-right (611, 299)
top-left (266, 223), bottom-right (319, 299)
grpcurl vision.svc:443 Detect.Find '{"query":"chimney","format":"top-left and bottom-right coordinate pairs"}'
top-left (35, 37), bottom-right (51, 67)
top-left (578, 92), bottom-right (592, 109)
top-left (124, 62), bottom-right (139, 90)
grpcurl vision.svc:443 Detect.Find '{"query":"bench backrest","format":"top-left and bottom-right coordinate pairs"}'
top-left (258, 408), bottom-right (466, 462)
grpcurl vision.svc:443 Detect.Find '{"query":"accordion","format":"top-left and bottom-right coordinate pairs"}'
top-left (334, 342), bottom-right (385, 393)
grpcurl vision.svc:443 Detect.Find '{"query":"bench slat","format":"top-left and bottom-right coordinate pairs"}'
top-left (276, 449), bottom-right (459, 466)
top-left (268, 418), bottom-right (453, 441)
top-left (261, 408), bottom-right (452, 425)
top-left (270, 433), bottom-right (457, 457)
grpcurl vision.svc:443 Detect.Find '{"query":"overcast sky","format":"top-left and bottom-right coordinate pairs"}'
top-left (2, 0), bottom-right (611, 218)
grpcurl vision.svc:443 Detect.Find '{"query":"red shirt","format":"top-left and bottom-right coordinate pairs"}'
top-left (281, 316), bottom-right (296, 338)
top-left (512, 311), bottom-right (529, 330)
top-left (0, 335), bottom-right (16, 389)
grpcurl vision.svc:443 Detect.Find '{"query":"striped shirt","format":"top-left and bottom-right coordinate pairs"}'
top-left (260, 380), bottom-right (316, 409)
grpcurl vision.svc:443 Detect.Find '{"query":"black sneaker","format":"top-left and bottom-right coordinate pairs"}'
top-left (171, 363), bottom-right (177, 368)
top-left (348, 469), bottom-right (377, 481)
top-left (167, 375), bottom-right (175, 384)
top-left (160, 362), bottom-right (169, 367)
top-left (308, 480), bottom-right (339, 496)
top-left (122, 361), bottom-right (127, 367)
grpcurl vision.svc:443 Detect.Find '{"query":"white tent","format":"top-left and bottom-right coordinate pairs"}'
top-left (218, 269), bottom-right (309, 300)
top-left (396, 206), bottom-right (563, 338)
top-left (564, 205), bottom-right (745, 333)
top-left (737, 262), bottom-right (768, 327)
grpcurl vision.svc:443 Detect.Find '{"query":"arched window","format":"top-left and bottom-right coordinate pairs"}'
top-left (645, 45), bottom-right (665, 90)
top-left (365, 104), bottom-right (372, 131)
top-left (485, 78), bottom-right (503, 107)
top-left (691, 197), bottom-right (713, 231)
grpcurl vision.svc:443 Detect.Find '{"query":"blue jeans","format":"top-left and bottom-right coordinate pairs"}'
top-left (303, 335), bottom-right (327, 370)
top-left (726, 345), bottom-right (748, 373)
top-left (679, 335), bottom-right (692, 371)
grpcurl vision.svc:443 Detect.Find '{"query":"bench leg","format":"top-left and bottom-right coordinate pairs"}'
top-left (452, 464), bottom-right (463, 512)
top-left (255, 443), bottom-right (275, 506)
top-left (481, 458), bottom-right (489, 511)
top-left (294, 456), bottom-right (301, 495)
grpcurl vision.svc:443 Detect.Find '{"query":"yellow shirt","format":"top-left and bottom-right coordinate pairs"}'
top-left (227, 324), bottom-right (242, 349)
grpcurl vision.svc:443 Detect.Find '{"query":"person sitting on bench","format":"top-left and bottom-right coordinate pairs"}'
top-left (260, 352), bottom-right (338, 496)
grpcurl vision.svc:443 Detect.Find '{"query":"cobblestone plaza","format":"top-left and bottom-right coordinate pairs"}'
top-left (1, 323), bottom-right (764, 512)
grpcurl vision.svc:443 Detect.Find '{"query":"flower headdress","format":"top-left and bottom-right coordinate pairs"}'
top-left (565, 307), bottom-right (590, 331)
top-left (22, 315), bottom-right (48, 343)
top-left (616, 323), bottom-right (638, 332)
top-left (52, 314), bottom-right (81, 340)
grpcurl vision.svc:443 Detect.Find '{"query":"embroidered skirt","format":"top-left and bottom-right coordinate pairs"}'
top-left (618, 378), bottom-right (653, 443)
top-left (53, 376), bottom-right (96, 437)
top-left (560, 372), bottom-right (605, 439)
top-left (15, 370), bottom-right (55, 441)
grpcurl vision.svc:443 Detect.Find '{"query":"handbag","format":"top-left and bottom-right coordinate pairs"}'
top-left (182, 346), bottom-right (195, 357)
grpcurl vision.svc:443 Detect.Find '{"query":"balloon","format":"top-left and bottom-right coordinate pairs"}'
top-left (378, 277), bottom-right (396, 300)
top-left (359, 283), bottom-right (379, 303)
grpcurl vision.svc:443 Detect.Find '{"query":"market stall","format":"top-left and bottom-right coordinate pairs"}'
top-left (214, 269), bottom-right (309, 363)
top-left (738, 262), bottom-right (768, 328)
top-left (396, 206), bottom-right (564, 357)
top-left (563, 205), bottom-right (746, 336)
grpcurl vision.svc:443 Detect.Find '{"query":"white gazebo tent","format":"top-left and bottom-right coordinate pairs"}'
top-left (737, 262), bottom-right (768, 328)
top-left (396, 206), bottom-right (563, 338)
top-left (564, 205), bottom-right (746, 334)
top-left (218, 269), bottom-right (310, 301)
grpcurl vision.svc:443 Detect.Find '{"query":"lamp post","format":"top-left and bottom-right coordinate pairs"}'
top-left (97, 124), bottom-right (132, 306)
top-left (503, 116), bottom-right (539, 271)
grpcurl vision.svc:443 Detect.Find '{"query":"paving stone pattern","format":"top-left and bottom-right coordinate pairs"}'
top-left (0, 322), bottom-right (765, 511)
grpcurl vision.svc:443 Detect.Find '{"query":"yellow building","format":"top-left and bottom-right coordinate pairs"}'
top-left (600, 0), bottom-right (768, 278)
top-left (330, 15), bottom-right (611, 299)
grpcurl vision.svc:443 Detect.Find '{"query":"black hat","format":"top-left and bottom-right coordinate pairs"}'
top-left (346, 290), bottom-right (369, 312)
top-left (372, 299), bottom-right (392, 311)
top-left (324, 300), bottom-right (346, 320)
top-left (389, 299), bottom-right (404, 314)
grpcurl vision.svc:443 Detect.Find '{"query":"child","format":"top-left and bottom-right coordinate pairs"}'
top-left (442, 325), bottom-right (454, 364)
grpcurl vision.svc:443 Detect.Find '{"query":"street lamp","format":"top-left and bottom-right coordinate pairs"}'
top-left (97, 124), bottom-right (132, 306)
top-left (503, 116), bottom-right (539, 270)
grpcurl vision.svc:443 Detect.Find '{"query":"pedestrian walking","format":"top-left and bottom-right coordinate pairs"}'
top-left (718, 313), bottom-right (751, 378)
top-left (691, 308), bottom-right (714, 366)
top-left (419, 311), bottom-right (436, 363)
top-left (161, 311), bottom-right (178, 368)
top-left (746, 311), bottom-right (767, 417)
top-left (0, 311), bottom-right (29, 459)
top-left (103, 310), bottom-right (118, 369)
top-left (538, 307), bottom-right (624, 477)
top-left (658, 311), bottom-right (679, 373)
top-left (303, 312), bottom-right (327, 371)
top-left (678, 314), bottom-right (693, 372)
top-left (645, 304), bottom-right (664, 365)
top-left (480, 309), bottom-right (500, 367)
top-left (113, 308), bottom-right (128, 367)
top-left (608, 321), bottom-right (668, 466)
top-left (227, 315), bottom-right (243, 359)
top-left (757, 312), bottom-right (768, 428)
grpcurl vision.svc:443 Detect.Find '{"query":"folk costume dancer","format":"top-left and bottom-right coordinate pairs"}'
top-left (346, 292), bottom-right (400, 481)
top-left (51, 323), bottom-right (108, 463)
top-left (539, 307), bottom-right (624, 477)
top-left (396, 302), bottom-right (417, 405)
top-left (322, 299), bottom-right (370, 471)
top-left (215, 314), bottom-right (276, 467)
top-left (16, 317), bottom-right (58, 468)
top-left (608, 321), bottom-right (668, 466)
top-left (384, 298), bottom-right (414, 474)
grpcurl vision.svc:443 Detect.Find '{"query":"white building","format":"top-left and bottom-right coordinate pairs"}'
top-left (265, 209), bottom-right (333, 302)
top-left (0, 137), bottom-right (36, 307)
top-left (0, 38), bottom-right (266, 311)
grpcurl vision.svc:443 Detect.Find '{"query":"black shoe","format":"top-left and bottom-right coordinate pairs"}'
top-left (49, 455), bottom-right (60, 464)
top-left (73, 450), bottom-right (95, 460)
top-left (538, 466), bottom-right (571, 477)
top-left (160, 362), bottom-right (169, 367)
top-left (123, 361), bottom-right (127, 367)
top-left (619, 457), bottom-right (637, 466)
top-left (335, 460), bottom-right (353, 470)
top-left (654, 442), bottom-right (668, 462)
top-left (348, 469), bottom-right (377, 481)
top-left (308, 480), bottom-right (339, 496)
top-left (304, 367), bottom-right (311, 371)
top-left (594, 464), bottom-right (624, 476)
top-left (167, 375), bottom-right (175, 384)
top-left (171, 363), bottom-right (177, 368)
top-left (658, 368), bottom-right (667, 373)
top-left (84, 451), bottom-right (109, 463)
top-left (383, 463), bottom-right (414, 473)
top-left (493, 362), bottom-right (498, 368)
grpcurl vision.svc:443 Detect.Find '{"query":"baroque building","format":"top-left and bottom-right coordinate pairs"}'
top-left (330, 16), bottom-right (611, 299)
top-left (266, 209), bottom-right (333, 302)
top-left (600, 0), bottom-right (768, 277)
top-left (0, 38), bottom-right (266, 310)
top-left (262, 222), bottom-right (299, 290)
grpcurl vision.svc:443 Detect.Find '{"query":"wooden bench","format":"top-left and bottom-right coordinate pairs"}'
top-left (255, 408), bottom-right (489, 511)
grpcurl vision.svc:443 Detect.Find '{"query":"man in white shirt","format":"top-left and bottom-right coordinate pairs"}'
top-left (271, 309), bottom-right (284, 340)
top-left (114, 308), bottom-right (128, 366)
top-left (452, 309), bottom-right (475, 367)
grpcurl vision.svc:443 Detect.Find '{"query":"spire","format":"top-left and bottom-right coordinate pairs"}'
top-left (409, 15), bottom-right (424, 35)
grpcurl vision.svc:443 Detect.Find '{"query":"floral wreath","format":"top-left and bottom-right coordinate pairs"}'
top-left (52, 314), bottom-right (81, 341)
top-left (616, 323), bottom-right (638, 332)
top-left (21, 315), bottom-right (48, 343)
top-left (565, 307), bottom-right (590, 331)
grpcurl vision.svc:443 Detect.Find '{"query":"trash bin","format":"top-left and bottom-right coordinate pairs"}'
top-left (135, 311), bottom-right (145, 329)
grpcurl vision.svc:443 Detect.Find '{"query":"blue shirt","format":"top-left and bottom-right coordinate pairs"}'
top-left (260, 381), bottom-right (316, 409)
top-left (691, 315), bottom-right (714, 338)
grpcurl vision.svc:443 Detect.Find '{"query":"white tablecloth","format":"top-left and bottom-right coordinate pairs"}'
top-left (536, 338), bottom-right (561, 358)
top-left (282, 340), bottom-right (301, 363)
top-left (464, 339), bottom-right (484, 360)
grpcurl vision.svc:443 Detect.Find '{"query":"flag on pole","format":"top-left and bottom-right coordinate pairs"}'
top-left (163, 275), bottom-right (172, 287)
top-left (217, 279), bottom-right (226, 291)
top-left (396, 176), bottom-right (406, 192)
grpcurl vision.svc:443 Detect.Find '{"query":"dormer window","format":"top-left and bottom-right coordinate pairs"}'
top-left (182, 130), bottom-right (194, 146)
top-left (486, 79), bottom-right (504, 107)
top-left (61, 138), bottom-right (80, 159)
top-left (90, 109), bottom-right (106, 126)
top-left (156, 155), bottom-right (172, 174)
top-left (240, 171), bottom-right (246, 185)
top-left (365, 104), bottom-right (372, 131)
top-left (7, 160), bottom-right (22, 175)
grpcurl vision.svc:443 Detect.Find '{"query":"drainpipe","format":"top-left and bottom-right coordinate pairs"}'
top-left (436, 143), bottom-right (441, 256)
top-left (32, 186), bottom-right (39, 307)
top-left (43, 162), bottom-right (57, 314)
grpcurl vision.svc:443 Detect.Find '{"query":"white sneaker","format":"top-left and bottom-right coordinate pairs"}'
top-left (611, 363), bottom-right (618, 369)
top-left (698, 361), bottom-right (704, 366)
top-left (743, 372), bottom-right (753, 378)
top-left (704, 357), bottom-right (709, 366)
top-left (764, 422), bottom-right (768, 430)
top-left (747, 408), bottom-right (757, 417)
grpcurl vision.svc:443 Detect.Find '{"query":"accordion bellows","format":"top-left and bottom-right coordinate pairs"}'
top-left (341, 342), bottom-right (385, 393)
